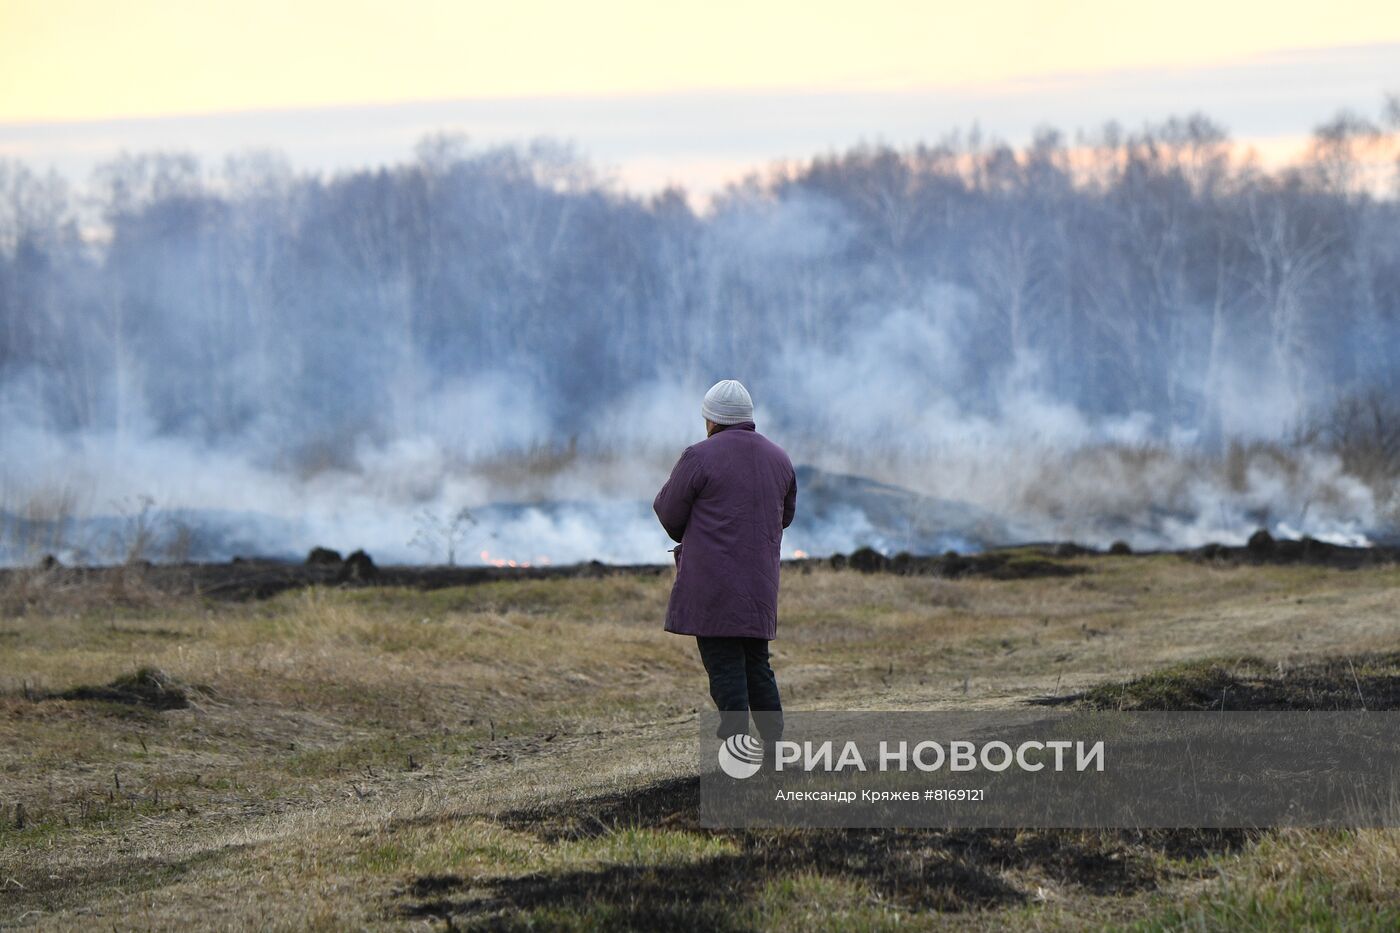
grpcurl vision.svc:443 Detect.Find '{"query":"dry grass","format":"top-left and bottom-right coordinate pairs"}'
top-left (2, 556), bottom-right (1399, 929)
top-left (0, 563), bottom-right (176, 617)
top-left (1126, 828), bottom-right (1400, 931)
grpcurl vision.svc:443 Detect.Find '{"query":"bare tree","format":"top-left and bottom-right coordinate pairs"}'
top-left (408, 507), bottom-right (476, 566)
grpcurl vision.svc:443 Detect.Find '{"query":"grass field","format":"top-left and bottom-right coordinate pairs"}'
top-left (2, 555), bottom-right (1399, 929)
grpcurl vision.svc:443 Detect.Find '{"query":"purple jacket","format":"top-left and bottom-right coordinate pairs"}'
top-left (653, 421), bottom-right (797, 639)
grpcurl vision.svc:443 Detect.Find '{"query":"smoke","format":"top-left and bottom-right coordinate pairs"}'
top-left (2, 119), bottom-right (1398, 565)
top-left (2, 304), bottom-right (1387, 566)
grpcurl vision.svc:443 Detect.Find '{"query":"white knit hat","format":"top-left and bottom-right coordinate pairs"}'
top-left (701, 379), bottom-right (754, 425)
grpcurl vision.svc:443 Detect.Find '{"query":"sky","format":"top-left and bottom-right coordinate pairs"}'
top-left (2, 0), bottom-right (1399, 196)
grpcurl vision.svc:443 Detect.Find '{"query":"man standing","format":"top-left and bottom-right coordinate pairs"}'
top-left (653, 379), bottom-right (797, 746)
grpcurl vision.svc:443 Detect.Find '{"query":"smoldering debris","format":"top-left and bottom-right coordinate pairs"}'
top-left (832, 546), bottom-right (1084, 580)
top-left (305, 547), bottom-right (342, 566)
top-left (0, 553), bottom-right (672, 602)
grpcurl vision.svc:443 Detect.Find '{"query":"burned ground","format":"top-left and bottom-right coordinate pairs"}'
top-left (1036, 653), bottom-right (1400, 711)
top-left (391, 775), bottom-right (1243, 929)
top-left (5, 530), bottom-right (1394, 610)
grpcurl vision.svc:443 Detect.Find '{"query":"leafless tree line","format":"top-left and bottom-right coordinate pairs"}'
top-left (1, 100), bottom-right (1398, 469)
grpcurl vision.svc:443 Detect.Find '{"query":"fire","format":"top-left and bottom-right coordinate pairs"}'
top-left (793, 549), bottom-right (808, 559)
top-left (479, 549), bottom-right (545, 569)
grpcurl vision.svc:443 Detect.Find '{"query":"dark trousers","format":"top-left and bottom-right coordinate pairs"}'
top-left (696, 636), bottom-right (783, 743)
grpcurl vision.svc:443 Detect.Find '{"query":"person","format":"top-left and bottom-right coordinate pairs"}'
top-left (652, 379), bottom-right (797, 747)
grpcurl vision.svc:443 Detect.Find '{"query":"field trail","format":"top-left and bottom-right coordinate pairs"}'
top-left (3, 556), bottom-right (1398, 928)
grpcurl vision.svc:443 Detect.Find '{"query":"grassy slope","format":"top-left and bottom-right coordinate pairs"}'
top-left (1, 556), bottom-right (1398, 929)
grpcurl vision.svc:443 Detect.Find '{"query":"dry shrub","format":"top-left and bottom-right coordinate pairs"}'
top-left (1313, 392), bottom-right (1400, 498)
top-left (1, 484), bottom-right (81, 563)
top-left (0, 562), bottom-right (178, 617)
top-left (1222, 439), bottom-right (1301, 495)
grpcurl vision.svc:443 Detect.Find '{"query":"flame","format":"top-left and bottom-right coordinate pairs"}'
top-left (793, 549), bottom-right (808, 559)
top-left (480, 549), bottom-right (540, 569)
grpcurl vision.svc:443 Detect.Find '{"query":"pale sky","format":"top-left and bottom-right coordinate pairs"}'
top-left (2, 1), bottom-right (1398, 194)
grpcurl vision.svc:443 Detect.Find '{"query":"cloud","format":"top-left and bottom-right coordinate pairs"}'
top-left (3, 42), bottom-right (1395, 200)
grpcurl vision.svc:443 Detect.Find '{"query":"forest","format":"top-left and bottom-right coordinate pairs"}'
top-left (2, 101), bottom-right (1399, 559)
